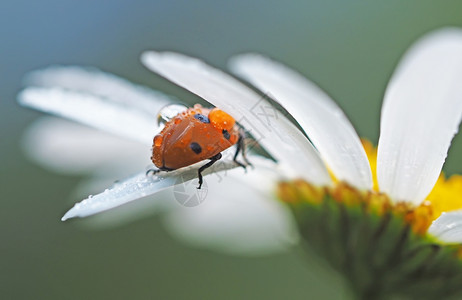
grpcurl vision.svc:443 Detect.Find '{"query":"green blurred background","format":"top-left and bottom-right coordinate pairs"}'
top-left (2, 1), bottom-right (462, 299)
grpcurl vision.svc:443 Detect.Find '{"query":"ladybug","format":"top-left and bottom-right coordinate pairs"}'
top-left (149, 104), bottom-right (251, 189)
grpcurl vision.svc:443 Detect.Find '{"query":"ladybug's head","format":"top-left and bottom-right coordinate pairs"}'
top-left (208, 108), bottom-right (235, 131)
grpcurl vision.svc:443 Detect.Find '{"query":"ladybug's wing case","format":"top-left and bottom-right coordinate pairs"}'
top-left (161, 118), bottom-right (193, 168)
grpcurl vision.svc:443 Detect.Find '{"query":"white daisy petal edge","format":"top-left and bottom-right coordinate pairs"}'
top-left (22, 117), bottom-right (150, 175)
top-left (162, 159), bottom-right (298, 255)
top-left (428, 210), bottom-right (462, 243)
top-left (24, 65), bottom-right (173, 114)
top-left (229, 54), bottom-right (372, 190)
top-left (377, 28), bottom-right (462, 204)
top-left (141, 51), bottom-right (332, 186)
top-left (72, 175), bottom-right (176, 229)
top-left (61, 151), bottom-right (252, 221)
top-left (18, 87), bottom-right (157, 146)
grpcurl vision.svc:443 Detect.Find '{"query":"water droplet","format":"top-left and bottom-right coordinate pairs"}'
top-left (157, 104), bottom-right (188, 126)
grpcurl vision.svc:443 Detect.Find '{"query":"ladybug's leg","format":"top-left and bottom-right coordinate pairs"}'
top-left (146, 168), bottom-right (161, 176)
top-left (233, 128), bottom-right (253, 170)
top-left (197, 153), bottom-right (222, 189)
top-left (239, 129), bottom-right (253, 168)
top-left (146, 166), bottom-right (174, 176)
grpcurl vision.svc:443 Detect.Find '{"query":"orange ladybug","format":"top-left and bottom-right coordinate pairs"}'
top-left (150, 104), bottom-right (250, 188)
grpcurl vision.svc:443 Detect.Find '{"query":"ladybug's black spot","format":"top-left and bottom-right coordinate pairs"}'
top-left (222, 129), bottom-right (231, 140)
top-left (194, 114), bottom-right (210, 123)
top-left (190, 142), bottom-right (202, 154)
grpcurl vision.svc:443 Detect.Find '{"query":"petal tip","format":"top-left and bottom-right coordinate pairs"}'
top-left (140, 51), bottom-right (166, 69)
top-left (61, 204), bottom-right (80, 221)
top-left (61, 212), bottom-right (72, 221)
top-left (17, 88), bottom-right (31, 106)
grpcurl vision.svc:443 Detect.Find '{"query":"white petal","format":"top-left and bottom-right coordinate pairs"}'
top-left (18, 87), bottom-right (157, 145)
top-left (141, 51), bottom-right (331, 186)
top-left (162, 158), bottom-right (298, 255)
top-left (22, 117), bottom-right (150, 175)
top-left (428, 210), bottom-right (462, 243)
top-left (377, 28), bottom-right (462, 204)
top-left (61, 152), bottom-right (245, 220)
top-left (230, 54), bottom-right (372, 190)
top-left (71, 175), bottom-right (175, 229)
top-left (24, 65), bottom-right (173, 114)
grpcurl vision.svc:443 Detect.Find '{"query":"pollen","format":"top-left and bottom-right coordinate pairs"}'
top-left (277, 180), bottom-right (325, 204)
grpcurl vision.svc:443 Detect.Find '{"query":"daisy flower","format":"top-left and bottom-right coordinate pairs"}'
top-left (18, 27), bottom-right (462, 298)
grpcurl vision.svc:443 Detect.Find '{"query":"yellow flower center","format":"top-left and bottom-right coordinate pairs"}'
top-left (279, 139), bottom-right (462, 237)
top-left (362, 139), bottom-right (462, 225)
